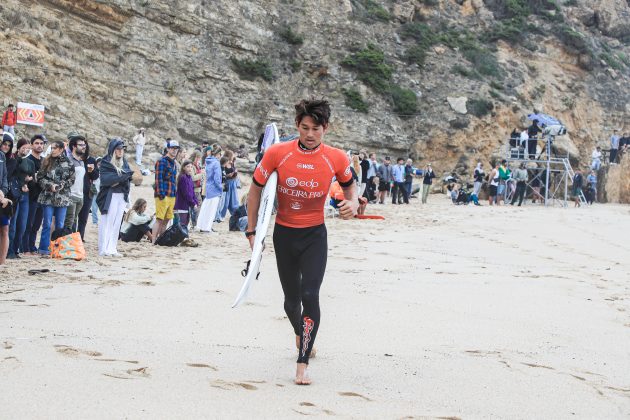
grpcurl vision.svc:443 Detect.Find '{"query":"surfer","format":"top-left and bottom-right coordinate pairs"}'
top-left (246, 99), bottom-right (358, 385)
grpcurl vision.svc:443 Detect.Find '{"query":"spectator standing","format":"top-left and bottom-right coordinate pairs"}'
top-left (197, 144), bottom-right (223, 233)
top-left (90, 158), bottom-right (102, 226)
top-left (174, 160), bottom-right (199, 231)
top-left (473, 162), bottom-right (485, 197)
top-left (586, 170), bottom-right (597, 204)
top-left (0, 143), bottom-right (10, 265)
top-left (7, 139), bottom-right (35, 258)
top-left (404, 159), bottom-right (414, 202)
top-left (132, 128), bottom-right (146, 166)
top-left (591, 146), bottom-right (602, 171)
top-left (376, 157), bottom-right (393, 204)
top-left (189, 150), bottom-right (204, 229)
top-left (572, 169), bottom-right (583, 207)
top-left (76, 140), bottom-right (99, 240)
top-left (24, 135), bottom-right (45, 255)
top-left (152, 139), bottom-right (180, 241)
top-left (96, 138), bottom-right (133, 257)
top-left (36, 140), bottom-right (75, 256)
top-left (488, 162), bottom-right (500, 205)
top-left (421, 163), bottom-right (435, 204)
top-left (359, 151), bottom-right (369, 197)
top-left (510, 163), bottom-right (528, 206)
top-left (2, 104), bottom-right (17, 137)
top-left (64, 132), bottom-right (87, 231)
top-left (391, 158), bottom-right (408, 204)
top-left (610, 130), bottom-right (620, 165)
top-left (527, 119), bottom-right (542, 159)
top-left (218, 151), bottom-right (239, 221)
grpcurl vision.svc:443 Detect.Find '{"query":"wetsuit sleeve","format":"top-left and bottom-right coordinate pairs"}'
top-left (332, 150), bottom-right (353, 187)
top-left (252, 146), bottom-right (278, 187)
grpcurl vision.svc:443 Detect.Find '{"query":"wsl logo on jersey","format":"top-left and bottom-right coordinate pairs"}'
top-left (286, 177), bottom-right (320, 189)
top-left (297, 163), bottom-right (315, 170)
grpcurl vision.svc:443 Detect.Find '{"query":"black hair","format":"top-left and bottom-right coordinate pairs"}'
top-left (295, 99), bottom-right (331, 126)
top-left (31, 134), bottom-right (46, 144)
top-left (8, 104), bottom-right (13, 108)
top-left (397, 157), bottom-right (404, 162)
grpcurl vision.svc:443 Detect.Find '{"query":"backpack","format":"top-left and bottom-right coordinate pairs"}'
top-left (154, 223), bottom-right (187, 247)
top-left (50, 231), bottom-right (86, 261)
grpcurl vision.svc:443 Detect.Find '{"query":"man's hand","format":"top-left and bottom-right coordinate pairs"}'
top-left (0, 198), bottom-right (12, 208)
top-left (247, 233), bottom-right (256, 250)
top-left (337, 199), bottom-right (358, 220)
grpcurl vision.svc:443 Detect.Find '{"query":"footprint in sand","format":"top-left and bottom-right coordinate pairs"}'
top-left (54, 345), bottom-right (102, 358)
top-left (210, 379), bottom-right (260, 391)
top-left (186, 363), bottom-right (218, 371)
top-left (138, 281), bottom-right (155, 286)
top-left (338, 391), bottom-right (372, 401)
top-left (521, 362), bottom-right (554, 370)
top-left (3, 341), bottom-right (14, 349)
top-left (103, 367), bottom-right (150, 380)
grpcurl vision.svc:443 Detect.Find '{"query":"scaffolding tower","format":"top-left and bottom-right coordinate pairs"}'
top-left (501, 134), bottom-right (587, 207)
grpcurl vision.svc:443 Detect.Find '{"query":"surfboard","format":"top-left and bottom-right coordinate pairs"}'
top-left (232, 123), bottom-right (280, 308)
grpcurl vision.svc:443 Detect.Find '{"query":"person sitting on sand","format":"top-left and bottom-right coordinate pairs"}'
top-left (120, 198), bottom-right (154, 243)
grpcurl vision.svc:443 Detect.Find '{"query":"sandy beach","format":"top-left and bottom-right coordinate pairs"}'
top-left (1, 178), bottom-right (629, 419)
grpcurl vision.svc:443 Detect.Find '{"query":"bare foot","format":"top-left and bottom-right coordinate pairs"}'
top-left (295, 363), bottom-right (311, 385)
top-left (295, 335), bottom-right (316, 358)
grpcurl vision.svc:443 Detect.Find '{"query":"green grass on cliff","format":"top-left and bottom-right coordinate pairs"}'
top-left (342, 88), bottom-right (369, 113)
top-left (231, 58), bottom-right (273, 82)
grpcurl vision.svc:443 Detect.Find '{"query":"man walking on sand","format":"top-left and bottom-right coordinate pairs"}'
top-left (152, 139), bottom-right (179, 242)
top-left (246, 99), bottom-right (357, 385)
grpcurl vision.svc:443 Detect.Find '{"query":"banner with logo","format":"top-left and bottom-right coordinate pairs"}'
top-left (17, 102), bottom-right (45, 127)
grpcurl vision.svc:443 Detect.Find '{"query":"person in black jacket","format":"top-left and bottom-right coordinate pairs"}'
top-left (7, 138), bottom-right (36, 258)
top-left (76, 140), bottom-right (100, 240)
top-left (572, 169), bottom-right (583, 208)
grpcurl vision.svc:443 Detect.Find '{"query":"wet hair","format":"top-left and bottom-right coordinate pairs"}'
top-left (295, 99), bottom-right (331, 127)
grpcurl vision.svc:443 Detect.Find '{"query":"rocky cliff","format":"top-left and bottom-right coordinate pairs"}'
top-left (0, 0), bottom-right (629, 198)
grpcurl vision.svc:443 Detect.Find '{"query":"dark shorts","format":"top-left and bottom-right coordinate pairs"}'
top-left (0, 215), bottom-right (10, 227)
top-left (378, 181), bottom-right (390, 192)
top-left (489, 185), bottom-right (498, 196)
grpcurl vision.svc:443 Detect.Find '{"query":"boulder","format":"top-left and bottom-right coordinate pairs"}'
top-left (592, 0), bottom-right (630, 39)
top-left (392, 3), bottom-right (415, 23)
top-left (447, 96), bottom-right (468, 114)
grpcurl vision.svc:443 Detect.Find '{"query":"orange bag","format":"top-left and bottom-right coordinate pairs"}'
top-left (50, 232), bottom-right (86, 261)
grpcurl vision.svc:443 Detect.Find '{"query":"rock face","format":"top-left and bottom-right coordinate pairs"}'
top-left (0, 0), bottom-right (629, 189)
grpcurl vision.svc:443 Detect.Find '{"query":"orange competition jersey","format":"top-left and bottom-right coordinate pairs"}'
top-left (253, 140), bottom-right (353, 228)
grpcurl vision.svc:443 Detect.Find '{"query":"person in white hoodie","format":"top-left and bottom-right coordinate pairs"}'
top-left (132, 127), bottom-right (146, 166)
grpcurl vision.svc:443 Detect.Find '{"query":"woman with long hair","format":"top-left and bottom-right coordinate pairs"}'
top-left (189, 150), bottom-right (204, 229)
top-left (120, 198), bottom-right (153, 242)
top-left (174, 160), bottom-right (199, 231)
top-left (36, 140), bottom-right (75, 256)
top-left (96, 138), bottom-right (133, 257)
top-left (197, 144), bottom-right (222, 233)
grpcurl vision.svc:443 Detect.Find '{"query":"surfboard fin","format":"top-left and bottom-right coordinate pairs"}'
top-left (241, 260), bottom-right (251, 277)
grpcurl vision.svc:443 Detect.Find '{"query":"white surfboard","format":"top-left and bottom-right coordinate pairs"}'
top-left (232, 123), bottom-right (280, 308)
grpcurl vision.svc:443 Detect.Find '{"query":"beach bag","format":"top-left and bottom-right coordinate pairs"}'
top-left (154, 223), bottom-right (187, 247)
top-left (50, 232), bottom-right (86, 261)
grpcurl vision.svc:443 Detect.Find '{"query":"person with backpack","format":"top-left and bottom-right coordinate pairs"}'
top-left (2, 104), bottom-right (17, 137)
top-left (36, 140), bottom-right (75, 256)
top-left (96, 138), bottom-right (132, 257)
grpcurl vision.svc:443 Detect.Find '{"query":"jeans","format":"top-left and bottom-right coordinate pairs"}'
top-left (39, 205), bottom-right (67, 254)
top-left (473, 181), bottom-right (482, 196)
top-left (91, 196), bottom-right (99, 224)
top-left (3, 125), bottom-right (15, 136)
top-left (391, 182), bottom-right (408, 204)
top-left (610, 148), bottom-right (618, 164)
top-left (218, 179), bottom-right (239, 219)
top-left (136, 144), bottom-right (144, 166)
top-left (64, 195), bottom-right (84, 231)
top-left (404, 180), bottom-right (412, 199)
top-left (8, 193), bottom-right (29, 255)
top-left (77, 193), bottom-right (93, 240)
top-left (511, 181), bottom-right (527, 206)
top-left (25, 199), bottom-right (43, 252)
top-left (215, 191), bottom-right (226, 222)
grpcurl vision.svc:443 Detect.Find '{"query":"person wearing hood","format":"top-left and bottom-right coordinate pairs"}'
top-left (7, 138), bottom-right (36, 259)
top-left (473, 161), bottom-right (485, 199)
top-left (196, 143), bottom-right (223, 233)
top-left (36, 140), bottom-right (75, 256)
top-left (96, 138), bottom-right (133, 257)
top-left (0, 134), bottom-right (11, 264)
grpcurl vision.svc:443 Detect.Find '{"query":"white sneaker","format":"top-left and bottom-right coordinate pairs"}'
top-left (110, 252), bottom-right (123, 258)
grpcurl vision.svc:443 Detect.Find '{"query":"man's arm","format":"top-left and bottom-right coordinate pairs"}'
top-left (246, 182), bottom-right (263, 248)
top-left (338, 182), bottom-right (358, 220)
